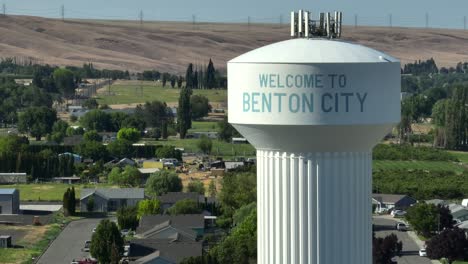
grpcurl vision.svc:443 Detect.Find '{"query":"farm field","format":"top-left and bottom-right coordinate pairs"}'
top-left (96, 81), bottom-right (227, 106)
top-left (3, 184), bottom-right (117, 201)
top-left (188, 121), bottom-right (219, 133)
top-left (373, 160), bottom-right (465, 174)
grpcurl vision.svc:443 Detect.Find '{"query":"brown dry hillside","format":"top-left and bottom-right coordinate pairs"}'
top-left (0, 15), bottom-right (467, 73)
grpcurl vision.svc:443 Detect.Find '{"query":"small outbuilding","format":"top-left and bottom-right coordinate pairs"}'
top-left (0, 189), bottom-right (20, 214)
top-left (0, 235), bottom-right (12, 248)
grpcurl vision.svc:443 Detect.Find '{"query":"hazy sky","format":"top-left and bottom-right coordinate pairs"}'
top-left (3, 0), bottom-right (468, 29)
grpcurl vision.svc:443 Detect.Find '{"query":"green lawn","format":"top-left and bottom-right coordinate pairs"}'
top-left (188, 121), bottom-right (219, 133)
top-left (144, 138), bottom-right (255, 158)
top-left (453, 261), bottom-right (468, 264)
top-left (449, 150), bottom-right (468, 164)
top-left (96, 82), bottom-right (227, 105)
top-left (2, 183), bottom-right (116, 201)
top-left (373, 160), bottom-right (465, 174)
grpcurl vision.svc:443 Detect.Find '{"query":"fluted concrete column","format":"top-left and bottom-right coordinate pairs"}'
top-left (257, 150), bottom-right (372, 264)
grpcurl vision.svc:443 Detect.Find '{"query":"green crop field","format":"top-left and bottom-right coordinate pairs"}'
top-left (96, 81), bottom-right (227, 105)
top-left (188, 121), bottom-right (219, 132)
top-left (2, 183), bottom-right (117, 201)
top-left (144, 138), bottom-right (255, 157)
top-left (373, 160), bottom-right (465, 173)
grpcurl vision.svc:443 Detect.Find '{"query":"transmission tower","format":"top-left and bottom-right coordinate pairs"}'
top-left (139, 10), bottom-right (143, 28)
top-left (354, 14), bottom-right (358, 28)
top-left (248, 16), bottom-right (251, 31)
top-left (61, 5), bottom-right (65, 21)
top-left (2, 4), bottom-right (5, 16)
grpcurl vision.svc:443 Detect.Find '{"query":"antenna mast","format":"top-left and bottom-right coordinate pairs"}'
top-left (291, 10), bottom-right (342, 39)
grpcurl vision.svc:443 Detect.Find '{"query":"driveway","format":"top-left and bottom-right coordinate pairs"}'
top-left (37, 217), bottom-right (107, 264)
top-left (373, 216), bottom-right (432, 264)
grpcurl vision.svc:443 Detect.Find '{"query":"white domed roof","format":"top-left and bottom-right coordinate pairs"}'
top-left (229, 38), bottom-right (398, 64)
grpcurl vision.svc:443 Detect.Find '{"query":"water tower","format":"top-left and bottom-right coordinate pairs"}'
top-left (228, 10), bottom-right (400, 264)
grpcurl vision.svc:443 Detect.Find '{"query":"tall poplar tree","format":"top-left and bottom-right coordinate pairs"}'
top-left (206, 59), bottom-right (216, 89)
top-left (178, 66), bottom-right (192, 138)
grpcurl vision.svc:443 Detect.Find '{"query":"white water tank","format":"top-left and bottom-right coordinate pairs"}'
top-left (228, 38), bottom-right (400, 264)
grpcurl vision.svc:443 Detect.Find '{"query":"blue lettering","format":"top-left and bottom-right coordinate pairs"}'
top-left (277, 74), bottom-right (285, 88)
top-left (259, 74), bottom-right (268, 87)
top-left (243, 93), bottom-right (250, 112)
top-left (295, 75), bottom-right (303, 88)
top-left (269, 74), bottom-right (275, 88)
top-left (335, 93), bottom-right (339, 112)
top-left (321, 93), bottom-right (333, 112)
top-left (252, 92), bottom-right (260, 112)
top-left (357, 92), bottom-right (367, 112)
top-left (262, 93), bottom-right (272, 112)
top-left (289, 94), bottom-right (300, 113)
top-left (302, 93), bottom-right (314, 112)
top-left (274, 93), bottom-right (286, 112)
top-left (286, 75), bottom-right (294, 88)
top-left (328, 74), bottom-right (337, 88)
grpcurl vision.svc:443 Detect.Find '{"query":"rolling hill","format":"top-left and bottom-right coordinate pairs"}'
top-left (0, 15), bottom-right (467, 73)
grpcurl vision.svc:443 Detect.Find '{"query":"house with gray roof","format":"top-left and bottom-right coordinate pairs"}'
top-left (129, 240), bottom-right (202, 264)
top-left (158, 192), bottom-right (201, 211)
top-left (80, 188), bottom-right (145, 212)
top-left (137, 215), bottom-right (205, 241)
top-left (452, 208), bottom-right (468, 222)
top-left (0, 189), bottom-right (19, 214)
top-left (372, 193), bottom-right (417, 212)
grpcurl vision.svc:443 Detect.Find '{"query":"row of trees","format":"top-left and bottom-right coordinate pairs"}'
top-left (185, 60), bottom-right (218, 89)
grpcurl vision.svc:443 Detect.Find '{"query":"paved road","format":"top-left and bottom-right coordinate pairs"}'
top-left (373, 216), bottom-right (432, 264)
top-left (37, 218), bottom-right (105, 264)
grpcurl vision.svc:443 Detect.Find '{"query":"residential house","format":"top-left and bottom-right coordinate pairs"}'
top-left (452, 208), bottom-right (468, 222)
top-left (137, 214), bottom-right (205, 240)
top-left (426, 199), bottom-right (448, 207)
top-left (105, 158), bottom-right (137, 168)
top-left (80, 188), bottom-right (145, 212)
top-left (372, 193), bottom-right (417, 212)
top-left (0, 173), bottom-right (27, 184)
top-left (0, 189), bottom-right (20, 214)
top-left (58, 152), bottom-right (82, 164)
top-left (158, 192), bottom-right (201, 211)
top-left (130, 240), bottom-right (202, 264)
top-left (54, 176), bottom-right (81, 184)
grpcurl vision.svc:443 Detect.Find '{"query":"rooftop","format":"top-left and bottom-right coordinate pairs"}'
top-left (81, 188), bottom-right (145, 200)
top-left (372, 193), bottom-right (414, 204)
top-left (0, 189), bottom-right (17, 195)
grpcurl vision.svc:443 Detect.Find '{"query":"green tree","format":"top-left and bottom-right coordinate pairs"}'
top-left (83, 130), bottom-right (102, 142)
top-left (0, 135), bottom-right (28, 154)
top-left (187, 180), bottom-right (205, 194)
top-left (80, 110), bottom-right (112, 132)
top-left (90, 219), bottom-right (124, 264)
top-left (53, 68), bottom-right (76, 98)
top-left (48, 120), bottom-right (69, 143)
top-left (208, 179), bottom-right (217, 197)
top-left (137, 199), bottom-right (161, 219)
top-left (83, 98), bottom-right (99, 109)
top-left (18, 106), bottom-right (57, 141)
top-left (198, 135), bottom-right (212, 154)
top-left (373, 233), bottom-right (403, 264)
top-left (155, 145), bottom-right (182, 161)
top-left (75, 141), bottom-right (108, 161)
top-left (178, 84), bottom-right (192, 139)
top-left (191, 95), bottom-right (211, 120)
top-left (206, 59), bottom-right (216, 89)
top-left (107, 139), bottom-right (133, 158)
top-left (218, 116), bottom-right (241, 142)
top-left (426, 228), bottom-right (468, 264)
top-left (134, 101), bottom-right (172, 132)
top-left (168, 199), bottom-right (202, 215)
top-left (116, 206), bottom-right (139, 230)
top-left (117, 127), bottom-right (141, 143)
top-left (62, 188), bottom-right (70, 216)
top-left (69, 186), bottom-right (76, 216)
top-left (405, 203), bottom-right (439, 237)
top-left (145, 170), bottom-right (183, 197)
top-left (108, 166), bottom-right (140, 187)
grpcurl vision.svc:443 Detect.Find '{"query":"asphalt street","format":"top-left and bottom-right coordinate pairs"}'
top-left (37, 218), bottom-right (106, 264)
top-left (373, 216), bottom-right (432, 264)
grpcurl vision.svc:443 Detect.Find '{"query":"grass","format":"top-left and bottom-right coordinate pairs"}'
top-left (449, 150), bottom-right (468, 164)
top-left (2, 183), bottom-right (117, 202)
top-left (96, 81), bottom-right (227, 105)
top-left (188, 121), bottom-right (219, 133)
top-left (143, 138), bottom-right (255, 158)
top-left (373, 160), bottom-right (465, 174)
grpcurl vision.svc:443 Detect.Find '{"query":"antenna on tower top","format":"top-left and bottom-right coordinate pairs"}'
top-left (291, 10), bottom-right (342, 39)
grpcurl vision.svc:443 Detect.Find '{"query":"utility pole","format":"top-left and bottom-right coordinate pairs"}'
top-left (354, 14), bottom-right (358, 28)
top-left (2, 4), bottom-right (5, 16)
top-left (192, 14), bottom-right (196, 29)
top-left (61, 5), bottom-right (65, 22)
top-left (248, 16), bottom-right (251, 31)
top-left (389, 14), bottom-right (392, 28)
top-left (139, 10), bottom-right (143, 28)
top-left (280, 14), bottom-right (283, 25)
top-left (425, 12), bottom-right (429, 28)
top-left (464, 16), bottom-right (467, 30)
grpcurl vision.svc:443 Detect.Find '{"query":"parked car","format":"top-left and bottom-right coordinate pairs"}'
top-left (396, 222), bottom-right (408, 231)
top-left (83, 240), bottom-right (91, 252)
top-left (391, 210), bottom-right (407, 218)
top-left (71, 258), bottom-right (97, 264)
top-left (419, 248), bottom-right (427, 257)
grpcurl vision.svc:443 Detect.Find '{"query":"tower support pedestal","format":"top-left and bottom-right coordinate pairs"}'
top-left (257, 150), bottom-right (372, 264)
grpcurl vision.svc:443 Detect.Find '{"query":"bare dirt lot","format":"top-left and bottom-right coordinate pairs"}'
top-left (0, 15), bottom-right (467, 73)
